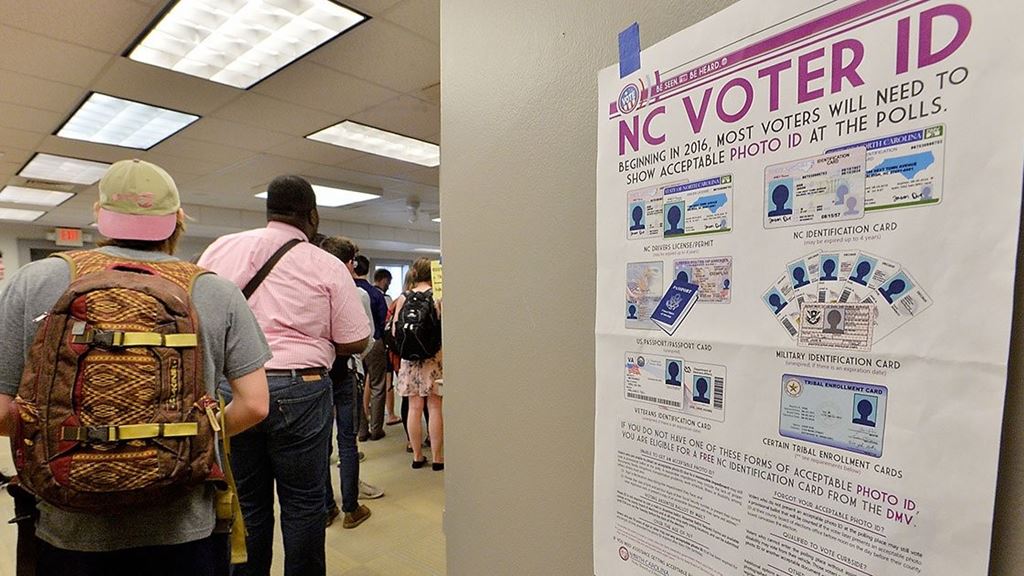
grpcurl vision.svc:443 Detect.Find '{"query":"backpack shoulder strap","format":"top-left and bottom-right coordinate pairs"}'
top-left (242, 238), bottom-right (302, 300)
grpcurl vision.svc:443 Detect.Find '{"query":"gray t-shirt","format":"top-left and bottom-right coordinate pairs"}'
top-left (0, 247), bottom-right (272, 551)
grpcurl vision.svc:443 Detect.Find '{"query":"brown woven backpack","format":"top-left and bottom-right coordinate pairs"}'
top-left (11, 251), bottom-right (220, 513)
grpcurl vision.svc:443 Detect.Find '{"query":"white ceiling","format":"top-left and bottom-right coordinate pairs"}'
top-left (0, 0), bottom-right (441, 252)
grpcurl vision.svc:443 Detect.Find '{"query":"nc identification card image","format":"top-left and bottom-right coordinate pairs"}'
top-left (626, 185), bottom-right (663, 240)
top-left (779, 374), bottom-right (887, 458)
top-left (764, 147), bottom-right (867, 229)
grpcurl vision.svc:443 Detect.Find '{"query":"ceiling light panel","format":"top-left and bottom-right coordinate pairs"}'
top-left (0, 208), bottom-right (45, 222)
top-left (0, 186), bottom-right (74, 207)
top-left (307, 121), bottom-right (440, 167)
top-left (256, 184), bottom-right (379, 208)
top-left (19, 154), bottom-right (111, 185)
top-left (57, 93), bottom-right (199, 150)
top-left (129, 0), bottom-right (367, 89)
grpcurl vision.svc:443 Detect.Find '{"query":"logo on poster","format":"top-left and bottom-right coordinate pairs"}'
top-left (619, 83), bottom-right (640, 114)
top-left (786, 378), bottom-right (803, 397)
top-left (618, 546), bottom-right (630, 561)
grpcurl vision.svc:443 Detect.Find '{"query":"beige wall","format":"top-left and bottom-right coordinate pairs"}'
top-left (441, 2), bottom-right (1022, 575)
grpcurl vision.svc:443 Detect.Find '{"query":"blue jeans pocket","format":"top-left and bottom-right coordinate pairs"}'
top-left (275, 383), bottom-right (331, 439)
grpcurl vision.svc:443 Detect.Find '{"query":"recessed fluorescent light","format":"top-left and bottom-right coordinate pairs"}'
top-left (431, 217), bottom-right (441, 223)
top-left (307, 121), bottom-right (440, 167)
top-left (129, 0), bottom-right (367, 89)
top-left (255, 184), bottom-right (379, 208)
top-left (414, 248), bottom-right (441, 253)
top-left (0, 186), bottom-right (74, 207)
top-left (19, 154), bottom-right (111, 185)
top-left (0, 208), bottom-right (45, 222)
top-left (56, 93), bottom-right (199, 150)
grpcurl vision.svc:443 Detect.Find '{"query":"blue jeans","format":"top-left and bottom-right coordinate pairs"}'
top-left (221, 373), bottom-right (332, 576)
top-left (325, 361), bottom-right (360, 513)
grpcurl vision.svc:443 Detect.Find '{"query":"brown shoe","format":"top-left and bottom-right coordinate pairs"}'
top-left (369, 430), bottom-right (385, 441)
top-left (343, 504), bottom-right (371, 529)
top-left (326, 504), bottom-right (341, 528)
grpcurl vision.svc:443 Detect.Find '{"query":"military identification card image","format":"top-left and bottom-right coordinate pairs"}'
top-left (780, 374), bottom-right (887, 458)
top-left (827, 124), bottom-right (945, 211)
top-left (661, 175), bottom-right (732, 238)
top-left (763, 147), bottom-right (867, 229)
top-left (683, 361), bottom-right (726, 422)
top-left (626, 185), bottom-right (663, 240)
top-left (798, 302), bottom-right (875, 352)
top-left (624, 353), bottom-right (683, 411)
top-left (673, 256), bottom-right (732, 304)
top-left (625, 261), bottom-right (664, 330)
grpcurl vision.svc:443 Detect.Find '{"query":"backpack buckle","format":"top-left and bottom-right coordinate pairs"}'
top-left (85, 427), bottom-right (115, 443)
top-left (92, 331), bottom-right (123, 348)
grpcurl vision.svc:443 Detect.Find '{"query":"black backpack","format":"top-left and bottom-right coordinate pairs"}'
top-left (395, 289), bottom-right (441, 360)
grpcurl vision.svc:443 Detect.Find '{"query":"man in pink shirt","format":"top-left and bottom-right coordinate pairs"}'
top-left (198, 175), bottom-right (370, 576)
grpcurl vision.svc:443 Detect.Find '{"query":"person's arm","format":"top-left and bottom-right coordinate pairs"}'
top-left (223, 368), bottom-right (269, 436)
top-left (0, 394), bottom-right (12, 437)
top-left (328, 261), bottom-right (372, 357)
top-left (335, 337), bottom-right (370, 356)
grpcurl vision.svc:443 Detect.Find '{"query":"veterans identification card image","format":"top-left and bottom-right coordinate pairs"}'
top-left (623, 353), bottom-right (684, 411)
top-left (828, 124), bottom-right (945, 211)
top-left (683, 361), bottom-right (726, 422)
top-left (763, 147), bottom-right (867, 229)
top-left (661, 175), bottom-right (733, 238)
top-left (626, 185), bottom-right (663, 240)
top-left (625, 261), bottom-right (664, 330)
top-left (673, 256), bottom-right (732, 304)
top-left (798, 302), bottom-right (875, 352)
top-left (779, 374), bottom-right (887, 458)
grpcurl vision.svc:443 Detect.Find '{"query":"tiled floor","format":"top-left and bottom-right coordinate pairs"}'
top-left (0, 422), bottom-right (446, 576)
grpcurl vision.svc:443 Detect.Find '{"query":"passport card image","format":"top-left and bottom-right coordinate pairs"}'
top-left (865, 269), bottom-right (933, 343)
top-left (626, 261), bottom-right (664, 330)
top-left (661, 175), bottom-right (733, 237)
top-left (780, 374), bottom-right (887, 458)
top-left (763, 147), bottom-right (867, 229)
top-left (827, 124), bottom-right (944, 211)
top-left (673, 256), bottom-right (732, 304)
top-left (798, 302), bottom-right (875, 352)
top-left (817, 251), bottom-right (860, 303)
top-left (683, 361), bottom-right (726, 422)
top-left (627, 186), bottom-right (663, 240)
top-left (762, 274), bottom-right (801, 339)
top-left (624, 353), bottom-right (683, 411)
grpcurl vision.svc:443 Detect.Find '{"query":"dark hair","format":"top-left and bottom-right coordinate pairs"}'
top-left (266, 175), bottom-right (316, 219)
top-left (410, 257), bottom-right (432, 283)
top-left (373, 268), bottom-right (392, 283)
top-left (353, 255), bottom-right (370, 276)
top-left (319, 236), bottom-right (358, 263)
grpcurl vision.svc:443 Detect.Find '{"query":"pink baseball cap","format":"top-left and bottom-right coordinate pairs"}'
top-left (97, 159), bottom-right (180, 241)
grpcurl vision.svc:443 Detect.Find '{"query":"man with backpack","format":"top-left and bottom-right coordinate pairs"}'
top-left (352, 255), bottom-right (389, 442)
top-left (198, 175), bottom-right (370, 576)
top-left (0, 159), bottom-right (271, 575)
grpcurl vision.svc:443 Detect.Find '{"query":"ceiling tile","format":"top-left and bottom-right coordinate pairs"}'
top-left (340, 0), bottom-right (405, 16)
top-left (416, 82), bottom-right (441, 104)
top-left (177, 118), bottom-right (294, 152)
top-left (0, 148), bottom-right (34, 168)
top-left (152, 137), bottom-right (256, 168)
top-left (37, 135), bottom-right (139, 164)
top-left (310, 19), bottom-right (438, 94)
top-left (351, 95), bottom-right (439, 141)
top-left (0, 0), bottom-right (156, 53)
top-left (340, 152), bottom-right (423, 178)
top-left (0, 102), bottom-right (64, 134)
top-left (266, 138), bottom-right (363, 167)
top-left (383, 0), bottom-right (440, 44)
top-left (187, 155), bottom-right (320, 202)
top-left (0, 126), bottom-right (47, 151)
top-left (214, 93), bottom-right (340, 137)
top-left (138, 152), bottom-right (224, 178)
top-left (0, 25), bottom-right (112, 87)
top-left (0, 70), bottom-right (83, 114)
top-left (252, 61), bottom-right (396, 118)
top-left (93, 58), bottom-right (243, 116)
top-left (401, 167), bottom-right (439, 187)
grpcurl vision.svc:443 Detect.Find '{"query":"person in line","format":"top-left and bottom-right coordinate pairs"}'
top-left (394, 258), bottom-right (445, 470)
top-left (391, 270), bottom-right (428, 453)
top-left (316, 237), bottom-right (384, 529)
top-left (373, 268), bottom-right (402, 426)
top-left (353, 255), bottom-right (389, 442)
top-left (0, 159), bottom-right (271, 576)
top-left (198, 175), bottom-right (370, 576)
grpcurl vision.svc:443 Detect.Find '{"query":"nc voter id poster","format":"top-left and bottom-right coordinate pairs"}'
top-left (594, 2), bottom-right (1024, 575)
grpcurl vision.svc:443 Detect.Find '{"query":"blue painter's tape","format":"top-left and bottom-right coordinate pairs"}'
top-left (618, 22), bottom-right (640, 78)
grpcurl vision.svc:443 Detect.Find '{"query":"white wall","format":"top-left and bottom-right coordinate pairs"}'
top-left (441, 2), bottom-right (1023, 576)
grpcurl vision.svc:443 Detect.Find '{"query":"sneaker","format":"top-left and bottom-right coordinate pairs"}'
top-left (326, 504), bottom-right (341, 528)
top-left (359, 480), bottom-right (385, 500)
top-left (343, 504), bottom-right (372, 529)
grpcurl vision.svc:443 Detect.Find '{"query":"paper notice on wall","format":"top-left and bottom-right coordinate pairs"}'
top-left (594, 2), bottom-right (1024, 575)
top-left (430, 259), bottom-right (443, 300)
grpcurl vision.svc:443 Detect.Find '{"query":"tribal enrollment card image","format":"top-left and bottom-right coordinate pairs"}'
top-left (625, 261), bottom-right (664, 329)
top-left (780, 374), bottom-right (887, 458)
top-left (763, 147), bottom-right (867, 229)
top-left (798, 302), bottom-right (875, 352)
top-left (627, 185), bottom-right (663, 240)
top-left (661, 175), bottom-right (733, 238)
top-left (624, 353), bottom-right (683, 411)
top-left (828, 124), bottom-right (945, 211)
top-left (673, 256), bottom-right (732, 303)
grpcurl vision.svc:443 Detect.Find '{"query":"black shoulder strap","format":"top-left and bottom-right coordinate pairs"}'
top-left (242, 239), bottom-right (302, 300)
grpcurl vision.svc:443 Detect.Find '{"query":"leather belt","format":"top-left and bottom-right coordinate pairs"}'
top-left (265, 368), bottom-right (327, 378)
